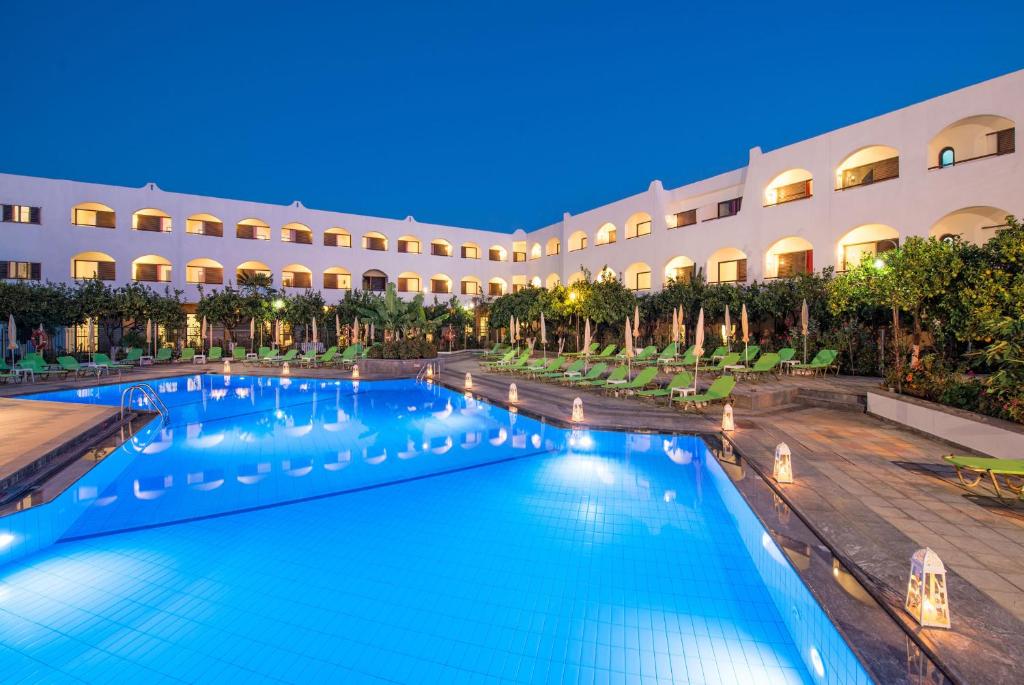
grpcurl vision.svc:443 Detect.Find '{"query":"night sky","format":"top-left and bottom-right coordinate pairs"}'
top-left (2, 1), bottom-right (1021, 232)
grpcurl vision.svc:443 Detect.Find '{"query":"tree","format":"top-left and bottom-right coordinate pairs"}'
top-left (195, 285), bottom-right (251, 343)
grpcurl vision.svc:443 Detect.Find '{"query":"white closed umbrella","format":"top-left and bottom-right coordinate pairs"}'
top-left (335, 312), bottom-right (341, 347)
top-left (249, 317), bottom-right (256, 352)
top-left (693, 307), bottom-right (705, 391)
top-left (312, 318), bottom-right (319, 347)
top-left (540, 312), bottom-right (547, 361)
top-left (201, 316), bottom-right (208, 353)
top-left (672, 307), bottom-right (679, 357)
top-left (801, 298), bottom-right (809, 363)
top-left (146, 318), bottom-right (152, 356)
top-left (741, 303), bottom-right (750, 364)
top-left (724, 305), bottom-right (731, 351)
top-left (633, 304), bottom-right (640, 342)
top-left (87, 317), bottom-right (95, 362)
top-left (624, 316), bottom-right (634, 380)
top-left (369, 322), bottom-right (375, 344)
top-left (352, 316), bottom-right (359, 347)
top-left (583, 318), bottom-right (592, 355)
top-left (7, 313), bottom-right (17, 369)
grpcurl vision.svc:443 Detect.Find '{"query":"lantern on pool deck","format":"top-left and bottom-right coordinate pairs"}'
top-left (571, 397), bottom-right (584, 422)
top-left (508, 383), bottom-right (518, 403)
top-left (223, 359), bottom-right (231, 375)
top-left (426, 364), bottom-right (434, 380)
top-left (282, 362), bottom-right (290, 376)
top-left (905, 548), bottom-right (951, 629)
top-left (773, 442), bottom-right (793, 484)
top-left (464, 372), bottom-right (473, 389)
top-left (352, 364), bottom-right (360, 379)
top-left (721, 404), bottom-right (734, 432)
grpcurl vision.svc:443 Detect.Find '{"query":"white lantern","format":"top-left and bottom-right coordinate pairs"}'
top-left (571, 397), bottom-right (584, 422)
top-left (426, 364), bottom-right (434, 379)
top-left (508, 383), bottom-right (518, 403)
top-left (721, 404), bottom-right (734, 432)
top-left (773, 442), bottom-right (793, 484)
top-left (905, 548), bottom-right (951, 629)
top-left (282, 362), bottom-right (290, 376)
top-left (352, 364), bottom-right (360, 379)
top-left (223, 359), bottom-right (231, 375)
top-left (464, 372), bottom-right (473, 389)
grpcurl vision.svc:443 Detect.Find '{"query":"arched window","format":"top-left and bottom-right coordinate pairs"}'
top-left (939, 147), bottom-right (955, 168)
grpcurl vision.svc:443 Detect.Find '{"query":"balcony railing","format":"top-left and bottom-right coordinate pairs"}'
top-left (764, 180), bottom-right (812, 207)
top-left (282, 230), bottom-right (312, 244)
top-left (431, 244), bottom-right (452, 257)
top-left (928, 128), bottom-right (1015, 170)
top-left (365, 238), bottom-right (387, 251)
top-left (836, 156), bottom-right (899, 190)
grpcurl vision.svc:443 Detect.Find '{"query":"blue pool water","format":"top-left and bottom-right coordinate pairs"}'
top-left (0, 375), bottom-right (872, 683)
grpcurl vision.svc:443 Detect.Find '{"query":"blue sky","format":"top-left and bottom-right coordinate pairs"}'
top-left (2, 1), bottom-right (1021, 232)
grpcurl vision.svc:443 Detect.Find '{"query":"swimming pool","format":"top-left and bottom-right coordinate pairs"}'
top-left (0, 374), bottom-right (872, 683)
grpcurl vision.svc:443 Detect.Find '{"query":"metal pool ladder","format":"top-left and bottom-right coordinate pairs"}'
top-left (120, 383), bottom-right (170, 424)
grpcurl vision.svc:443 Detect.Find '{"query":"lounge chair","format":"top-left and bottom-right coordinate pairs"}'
top-left (638, 343), bottom-right (677, 366)
top-left (257, 346), bottom-right (274, 360)
top-left (17, 357), bottom-right (59, 380)
top-left (734, 353), bottom-right (781, 381)
top-left (635, 371), bottom-right (694, 400)
top-left (479, 343), bottom-right (508, 360)
top-left (672, 376), bottom-right (737, 411)
top-left (540, 358), bottom-right (584, 380)
top-left (495, 352), bottom-right (533, 374)
top-left (232, 347), bottom-right (247, 361)
top-left (579, 365), bottom-right (628, 387)
top-left (703, 345), bottom-right (728, 361)
top-left (315, 348), bottom-right (338, 366)
top-left (698, 353), bottom-right (740, 373)
top-left (792, 349), bottom-right (838, 375)
top-left (56, 355), bottom-right (95, 378)
top-left (299, 348), bottom-right (318, 365)
top-left (481, 349), bottom-right (516, 368)
top-left (178, 347), bottom-right (196, 363)
top-left (92, 353), bottom-right (133, 372)
top-left (208, 346), bottom-right (223, 362)
top-left (737, 345), bottom-right (761, 366)
top-left (605, 366), bottom-right (659, 394)
top-left (524, 356), bottom-right (565, 378)
top-left (778, 347), bottom-right (796, 362)
top-left (567, 342), bottom-right (600, 358)
top-left (594, 344), bottom-right (618, 359)
top-left (335, 344), bottom-right (360, 369)
top-left (944, 455), bottom-right (1024, 500)
top-left (122, 348), bottom-right (143, 365)
top-left (269, 349), bottom-right (298, 365)
top-left (562, 362), bottom-right (607, 385)
top-left (154, 347), bottom-right (173, 363)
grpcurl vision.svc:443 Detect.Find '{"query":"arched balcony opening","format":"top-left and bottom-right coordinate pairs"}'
top-left (835, 145), bottom-right (899, 190)
top-left (237, 260), bottom-right (272, 282)
top-left (281, 263), bottom-right (312, 289)
top-left (397, 271), bottom-right (422, 293)
top-left (929, 206), bottom-right (1011, 246)
top-left (488, 245), bottom-right (507, 262)
top-left (764, 169), bottom-right (813, 206)
top-left (487, 277), bottom-right (507, 297)
top-left (460, 276), bottom-right (483, 296)
top-left (71, 251), bottom-right (116, 281)
top-left (545, 238), bottom-right (561, 256)
top-left (362, 269), bottom-right (388, 292)
top-left (625, 212), bottom-right (653, 240)
top-left (567, 271), bottom-right (586, 285)
top-left (186, 213), bottom-right (223, 237)
top-left (837, 224), bottom-right (900, 271)
top-left (595, 222), bottom-right (617, 246)
top-left (132, 208), bottom-right (171, 233)
top-left (395, 234), bottom-right (421, 254)
top-left (324, 227), bottom-right (352, 248)
top-left (545, 273), bottom-right (561, 288)
top-left (928, 115), bottom-right (1015, 169)
top-left (530, 276), bottom-right (542, 288)
top-left (71, 202), bottom-right (116, 229)
top-left (430, 273), bottom-right (453, 294)
top-left (186, 258), bottom-right (224, 285)
top-left (707, 248), bottom-right (748, 284)
top-left (237, 218), bottom-right (270, 241)
top-left (512, 241), bottom-right (527, 263)
top-left (430, 239), bottom-right (453, 258)
top-left (363, 232), bottom-right (388, 252)
top-left (765, 237), bottom-right (814, 279)
top-left (282, 222), bottom-right (312, 245)
top-left (596, 266), bottom-right (617, 283)
top-left (624, 262), bottom-right (652, 292)
top-left (663, 256), bottom-right (695, 285)
top-left (568, 231), bottom-right (588, 252)
top-left (323, 267), bottom-right (352, 290)
top-left (132, 254), bottom-right (172, 283)
top-left (460, 242), bottom-right (481, 259)
top-left (511, 275), bottom-right (528, 293)
top-left (530, 243), bottom-right (542, 260)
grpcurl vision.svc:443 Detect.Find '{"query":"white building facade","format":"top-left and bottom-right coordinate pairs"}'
top-left (1, 70), bottom-right (1020, 304)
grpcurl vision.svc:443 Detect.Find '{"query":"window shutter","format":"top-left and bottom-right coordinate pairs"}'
top-left (237, 224), bottom-right (254, 239)
top-left (324, 273), bottom-right (337, 289)
top-left (206, 267), bottom-right (223, 284)
top-left (207, 222), bottom-right (223, 237)
top-left (997, 128), bottom-right (1015, 155)
top-left (97, 261), bottom-right (116, 281)
top-left (31, 263), bottom-right (41, 280)
top-left (2, 205), bottom-right (11, 222)
top-left (736, 259), bottom-right (747, 282)
top-left (29, 207), bottom-right (41, 224)
top-left (806, 250), bottom-right (813, 273)
top-left (97, 211), bottom-right (116, 228)
top-left (1, 261), bottom-right (9, 277)
top-left (324, 233), bottom-right (337, 247)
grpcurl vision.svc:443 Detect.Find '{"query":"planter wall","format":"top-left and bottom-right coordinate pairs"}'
top-left (866, 391), bottom-right (1024, 459)
top-left (359, 357), bottom-right (435, 377)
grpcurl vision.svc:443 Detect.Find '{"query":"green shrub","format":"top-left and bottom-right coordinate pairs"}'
top-left (365, 337), bottom-right (437, 360)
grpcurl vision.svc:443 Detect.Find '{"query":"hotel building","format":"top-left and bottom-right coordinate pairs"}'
top-left (1, 70), bottom-right (1020, 310)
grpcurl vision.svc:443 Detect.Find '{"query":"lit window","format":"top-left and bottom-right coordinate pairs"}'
top-left (939, 147), bottom-right (955, 168)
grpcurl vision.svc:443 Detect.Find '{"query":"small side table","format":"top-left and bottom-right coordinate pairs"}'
top-left (781, 360), bottom-right (800, 375)
top-left (193, 354), bottom-right (207, 365)
top-left (723, 364), bottom-right (745, 373)
top-left (246, 353), bottom-right (259, 362)
top-left (139, 356), bottom-right (154, 366)
top-left (13, 368), bottom-right (35, 383)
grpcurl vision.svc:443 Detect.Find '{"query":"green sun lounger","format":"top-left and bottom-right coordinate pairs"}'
top-left (562, 362), bottom-right (608, 385)
top-left (702, 346), bottom-right (728, 361)
top-left (579, 365), bottom-right (628, 387)
top-left (525, 356), bottom-right (565, 377)
top-left (698, 353), bottom-right (740, 372)
top-left (541, 358), bottom-right (584, 379)
top-left (232, 347), bottom-right (247, 361)
top-left (57, 355), bottom-right (95, 378)
top-left (481, 349), bottom-right (516, 368)
top-left (567, 342), bottom-right (600, 358)
top-left (737, 345), bottom-right (760, 366)
top-left (792, 349), bottom-right (838, 375)
top-left (178, 347), bottom-right (196, 363)
top-left (123, 348), bottom-right (143, 365)
top-left (639, 343), bottom-right (677, 366)
top-left (269, 349), bottom-right (298, 365)
top-left (673, 376), bottom-right (737, 410)
top-left (636, 371), bottom-right (694, 399)
top-left (336, 345), bottom-right (360, 368)
top-left (778, 347), bottom-right (796, 363)
top-left (606, 366), bottom-right (659, 393)
top-left (944, 455), bottom-right (1024, 500)
top-left (734, 353), bottom-right (781, 380)
top-left (17, 357), bottom-right (58, 379)
top-left (92, 353), bottom-right (133, 371)
top-left (495, 351), bottom-right (532, 373)
top-left (594, 344), bottom-right (618, 359)
top-left (622, 345), bottom-right (658, 363)
top-left (479, 343), bottom-right (507, 359)
top-left (153, 347), bottom-right (172, 363)
top-left (208, 346), bottom-right (223, 362)
top-left (257, 346), bottom-right (274, 360)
